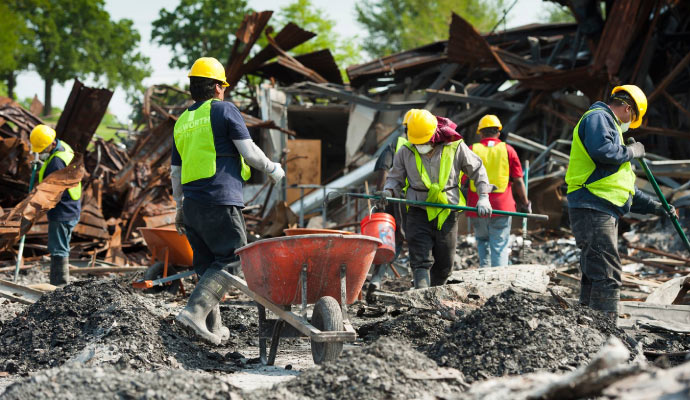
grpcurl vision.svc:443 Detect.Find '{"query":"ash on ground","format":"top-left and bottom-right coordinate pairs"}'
top-left (356, 308), bottom-right (457, 348)
top-left (0, 365), bottom-right (242, 400)
top-left (0, 278), bottom-right (257, 374)
top-left (247, 337), bottom-right (464, 400)
top-left (424, 289), bottom-right (634, 383)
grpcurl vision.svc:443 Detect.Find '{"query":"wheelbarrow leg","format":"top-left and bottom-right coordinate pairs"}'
top-left (258, 304), bottom-right (268, 364)
top-left (267, 318), bottom-right (285, 366)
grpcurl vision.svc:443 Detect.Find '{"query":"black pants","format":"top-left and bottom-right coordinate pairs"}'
top-left (183, 197), bottom-right (247, 277)
top-left (569, 208), bottom-right (621, 308)
top-left (406, 207), bottom-right (458, 286)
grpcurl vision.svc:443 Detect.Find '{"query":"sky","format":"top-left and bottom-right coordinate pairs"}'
top-left (13, 0), bottom-right (548, 123)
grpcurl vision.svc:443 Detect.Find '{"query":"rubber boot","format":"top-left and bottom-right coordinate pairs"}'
top-left (206, 305), bottom-right (230, 342)
top-left (176, 269), bottom-right (233, 345)
top-left (50, 256), bottom-right (70, 286)
top-left (413, 268), bottom-right (430, 289)
top-left (590, 289), bottom-right (620, 323)
top-left (579, 284), bottom-right (592, 307)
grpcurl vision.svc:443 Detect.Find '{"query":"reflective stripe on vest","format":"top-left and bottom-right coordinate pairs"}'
top-left (470, 141), bottom-right (510, 193)
top-left (565, 108), bottom-right (636, 207)
top-left (173, 99), bottom-right (250, 184)
top-left (403, 141), bottom-right (466, 230)
top-left (38, 141), bottom-right (81, 200)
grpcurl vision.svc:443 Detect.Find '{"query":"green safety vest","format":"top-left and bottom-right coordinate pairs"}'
top-left (403, 140), bottom-right (466, 230)
top-left (173, 99), bottom-right (251, 184)
top-left (38, 141), bottom-right (81, 200)
top-left (395, 137), bottom-right (410, 195)
top-left (565, 108), bottom-right (636, 207)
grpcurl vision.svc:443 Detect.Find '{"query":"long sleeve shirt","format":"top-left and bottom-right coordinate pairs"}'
top-left (384, 140), bottom-right (493, 209)
top-left (567, 101), bottom-right (658, 217)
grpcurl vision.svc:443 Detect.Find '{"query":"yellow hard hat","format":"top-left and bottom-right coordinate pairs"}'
top-left (30, 124), bottom-right (56, 153)
top-left (477, 114), bottom-right (502, 133)
top-left (403, 109), bottom-right (418, 125)
top-left (405, 109), bottom-right (437, 144)
top-left (611, 85), bottom-right (647, 129)
top-left (188, 57), bottom-right (229, 87)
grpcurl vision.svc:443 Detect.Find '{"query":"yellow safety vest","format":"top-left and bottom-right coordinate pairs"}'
top-left (38, 141), bottom-right (81, 200)
top-left (565, 108), bottom-right (636, 207)
top-left (173, 99), bottom-right (250, 184)
top-left (403, 141), bottom-right (466, 230)
top-left (470, 141), bottom-right (510, 193)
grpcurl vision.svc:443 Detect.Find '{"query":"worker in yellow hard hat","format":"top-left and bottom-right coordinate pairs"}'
top-left (566, 84), bottom-right (674, 321)
top-left (464, 115), bottom-right (530, 267)
top-left (29, 124), bottom-right (82, 286)
top-left (172, 57), bottom-right (285, 345)
top-left (381, 109), bottom-right (493, 289)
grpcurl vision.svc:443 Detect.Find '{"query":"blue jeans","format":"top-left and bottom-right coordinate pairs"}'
top-left (472, 216), bottom-right (512, 267)
top-left (48, 219), bottom-right (79, 257)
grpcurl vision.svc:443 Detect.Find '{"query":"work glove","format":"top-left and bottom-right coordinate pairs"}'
top-left (518, 201), bottom-right (532, 214)
top-left (628, 142), bottom-right (645, 159)
top-left (374, 189), bottom-right (392, 209)
top-left (175, 207), bottom-right (186, 236)
top-left (477, 193), bottom-right (492, 217)
top-left (268, 162), bottom-right (285, 184)
top-left (653, 202), bottom-right (677, 219)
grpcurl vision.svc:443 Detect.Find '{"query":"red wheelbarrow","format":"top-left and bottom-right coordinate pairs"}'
top-left (132, 227), bottom-right (195, 293)
top-left (231, 233), bottom-right (380, 365)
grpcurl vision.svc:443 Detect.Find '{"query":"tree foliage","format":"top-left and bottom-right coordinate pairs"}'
top-left (355, 0), bottom-right (508, 57)
top-left (273, 0), bottom-right (362, 69)
top-left (151, 0), bottom-right (251, 70)
top-left (0, 1), bottom-right (31, 98)
top-left (10, 0), bottom-right (150, 113)
top-left (541, 3), bottom-right (576, 23)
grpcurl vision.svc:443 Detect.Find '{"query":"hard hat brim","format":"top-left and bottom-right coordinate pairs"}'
top-left (407, 132), bottom-right (434, 145)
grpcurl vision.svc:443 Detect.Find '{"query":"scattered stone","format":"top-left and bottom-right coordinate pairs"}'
top-left (248, 338), bottom-right (464, 400)
top-left (0, 365), bottom-right (242, 399)
top-left (424, 289), bottom-right (634, 383)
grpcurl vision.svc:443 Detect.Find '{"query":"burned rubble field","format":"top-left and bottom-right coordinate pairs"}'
top-left (357, 308), bottom-right (457, 348)
top-left (0, 278), bottom-right (258, 374)
top-left (423, 290), bottom-right (635, 382)
top-left (247, 337), bottom-right (462, 400)
top-left (0, 366), bottom-right (242, 400)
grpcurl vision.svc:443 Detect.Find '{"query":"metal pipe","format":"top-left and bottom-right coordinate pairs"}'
top-left (14, 155), bottom-right (39, 283)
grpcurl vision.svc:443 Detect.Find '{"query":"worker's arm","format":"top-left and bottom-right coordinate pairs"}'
top-left (582, 113), bottom-right (633, 165)
top-left (630, 187), bottom-right (662, 215)
top-left (511, 176), bottom-right (529, 206)
top-left (233, 139), bottom-right (275, 173)
top-left (383, 147), bottom-right (407, 197)
top-left (170, 143), bottom-right (183, 209)
top-left (374, 145), bottom-right (394, 191)
top-left (456, 141), bottom-right (494, 194)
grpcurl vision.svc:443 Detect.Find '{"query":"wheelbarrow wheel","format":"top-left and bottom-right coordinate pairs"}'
top-left (310, 296), bottom-right (344, 364)
top-left (143, 261), bottom-right (180, 294)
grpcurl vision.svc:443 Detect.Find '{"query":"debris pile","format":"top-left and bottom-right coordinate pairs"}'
top-left (425, 289), bottom-right (634, 382)
top-left (0, 366), bottom-right (242, 400)
top-left (248, 337), bottom-right (464, 400)
top-left (356, 308), bottom-right (456, 347)
top-left (0, 278), bottom-right (255, 374)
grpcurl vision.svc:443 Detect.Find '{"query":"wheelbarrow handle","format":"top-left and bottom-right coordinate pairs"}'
top-left (627, 138), bottom-right (690, 254)
top-left (346, 193), bottom-right (549, 221)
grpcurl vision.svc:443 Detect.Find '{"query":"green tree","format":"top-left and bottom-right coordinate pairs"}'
top-left (0, 1), bottom-right (31, 99)
top-left (541, 3), bottom-right (575, 23)
top-left (355, 0), bottom-right (507, 57)
top-left (17, 0), bottom-right (150, 115)
top-left (274, 0), bottom-right (362, 70)
top-left (151, 0), bottom-right (251, 70)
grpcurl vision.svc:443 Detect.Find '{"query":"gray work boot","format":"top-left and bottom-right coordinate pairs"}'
top-left (207, 305), bottom-right (230, 342)
top-left (413, 268), bottom-right (430, 289)
top-left (50, 256), bottom-right (70, 286)
top-left (176, 269), bottom-right (233, 345)
top-left (590, 289), bottom-right (620, 323)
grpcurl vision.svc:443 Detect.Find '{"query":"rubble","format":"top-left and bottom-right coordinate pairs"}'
top-left (356, 308), bottom-right (456, 348)
top-left (0, 278), bottom-right (255, 374)
top-left (0, 366), bottom-right (242, 400)
top-left (424, 289), bottom-right (635, 383)
top-left (247, 338), bottom-right (464, 400)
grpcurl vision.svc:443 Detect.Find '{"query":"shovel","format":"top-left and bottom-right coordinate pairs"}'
top-left (628, 138), bottom-right (690, 254)
top-left (14, 154), bottom-right (39, 282)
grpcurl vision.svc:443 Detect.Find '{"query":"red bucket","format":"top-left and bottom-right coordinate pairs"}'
top-left (360, 212), bottom-right (396, 264)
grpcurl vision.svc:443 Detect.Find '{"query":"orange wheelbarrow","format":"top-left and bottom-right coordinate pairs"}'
top-left (231, 233), bottom-right (381, 365)
top-left (132, 227), bottom-right (195, 293)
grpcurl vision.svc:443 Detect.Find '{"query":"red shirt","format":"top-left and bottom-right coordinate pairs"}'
top-left (464, 138), bottom-right (523, 217)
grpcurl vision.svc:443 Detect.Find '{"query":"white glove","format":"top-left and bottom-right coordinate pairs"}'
top-left (477, 193), bottom-right (492, 217)
top-left (268, 162), bottom-right (285, 184)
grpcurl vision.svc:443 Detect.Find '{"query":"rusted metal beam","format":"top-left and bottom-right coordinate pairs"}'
top-left (648, 52), bottom-right (690, 102)
top-left (55, 79), bottom-right (113, 154)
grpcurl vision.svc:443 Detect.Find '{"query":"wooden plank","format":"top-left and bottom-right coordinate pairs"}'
top-left (286, 139), bottom-right (321, 205)
top-left (68, 266), bottom-right (147, 274)
top-left (0, 279), bottom-right (44, 304)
